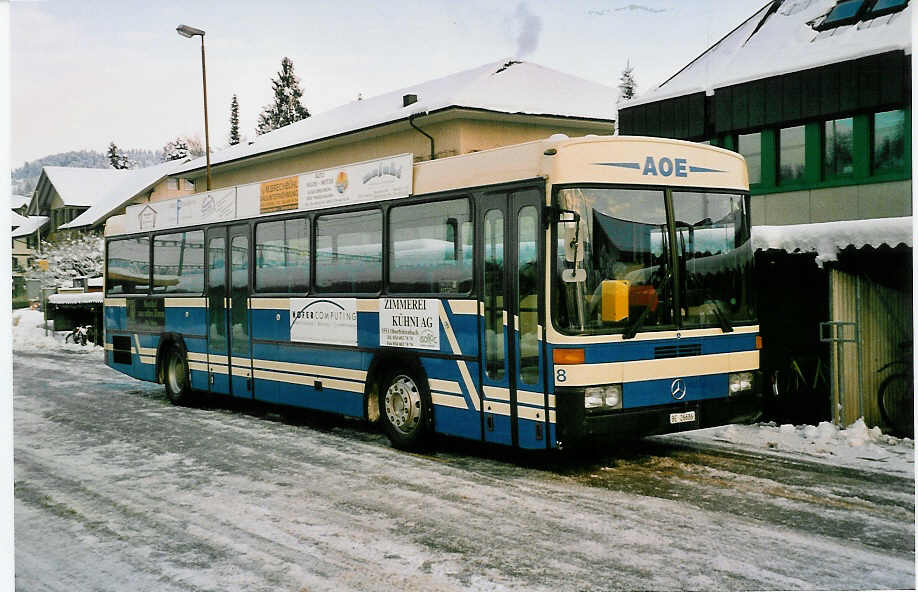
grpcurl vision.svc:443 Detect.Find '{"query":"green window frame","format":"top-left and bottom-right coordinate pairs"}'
top-left (778, 125), bottom-right (806, 186)
top-left (872, 109), bottom-right (907, 174)
top-left (824, 117), bottom-right (855, 179)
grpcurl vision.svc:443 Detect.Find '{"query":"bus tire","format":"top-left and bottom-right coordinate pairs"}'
top-left (379, 368), bottom-right (432, 450)
top-left (163, 344), bottom-right (194, 406)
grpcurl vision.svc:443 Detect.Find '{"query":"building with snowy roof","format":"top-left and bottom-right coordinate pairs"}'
top-left (11, 194), bottom-right (29, 216)
top-left (56, 59), bottom-right (614, 237)
top-left (619, 0), bottom-right (910, 226)
top-left (50, 60), bottom-right (614, 237)
top-left (619, 0), bottom-right (912, 433)
top-left (58, 159), bottom-right (194, 232)
top-left (23, 161), bottom-right (197, 239)
top-left (156, 59), bottom-right (616, 193)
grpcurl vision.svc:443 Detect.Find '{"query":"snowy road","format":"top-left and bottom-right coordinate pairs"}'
top-left (13, 347), bottom-right (915, 591)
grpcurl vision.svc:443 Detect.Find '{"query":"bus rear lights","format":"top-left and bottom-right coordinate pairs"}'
top-left (584, 384), bottom-right (622, 410)
top-left (756, 335), bottom-right (763, 350)
top-left (728, 372), bottom-right (754, 396)
top-left (553, 348), bottom-right (585, 365)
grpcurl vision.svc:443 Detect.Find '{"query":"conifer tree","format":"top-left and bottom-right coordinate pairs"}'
top-left (255, 57), bottom-right (310, 136)
top-left (161, 137), bottom-right (191, 161)
top-left (618, 60), bottom-right (637, 103)
top-left (229, 94), bottom-right (241, 146)
top-left (107, 141), bottom-right (135, 169)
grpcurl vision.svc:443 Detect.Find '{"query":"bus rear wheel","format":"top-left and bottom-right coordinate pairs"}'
top-left (163, 345), bottom-right (194, 406)
top-left (380, 369), bottom-right (432, 450)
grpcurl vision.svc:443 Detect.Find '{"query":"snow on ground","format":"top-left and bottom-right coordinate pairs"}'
top-left (11, 308), bottom-right (103, 357)
top-left (10, 306), bottom-right (914, 477)
top-left (663, 419), bottom-right (914, 478)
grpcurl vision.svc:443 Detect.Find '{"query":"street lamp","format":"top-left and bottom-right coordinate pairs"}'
top-left (176, 24), bottom-right (212, 191)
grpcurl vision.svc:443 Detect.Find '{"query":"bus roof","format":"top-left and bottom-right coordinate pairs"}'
top-left (105, 136), bottom-right (748, 237)
top-left (413, 134), bottom-right (749, 195)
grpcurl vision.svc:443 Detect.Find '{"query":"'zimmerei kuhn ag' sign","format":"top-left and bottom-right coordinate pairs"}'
top-left (379, 298), bottom-right (440, 351)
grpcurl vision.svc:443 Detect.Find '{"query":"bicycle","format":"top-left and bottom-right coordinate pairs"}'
top-left (65, 325), bottom-right (94, 347)
top-left (766, 352), bottom-right (831, 424)
top-left (877, 342), bottom-right (913, 438)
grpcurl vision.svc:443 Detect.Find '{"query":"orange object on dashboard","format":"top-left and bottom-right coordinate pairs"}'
top-left (629, 284), bottom-right (659, 312)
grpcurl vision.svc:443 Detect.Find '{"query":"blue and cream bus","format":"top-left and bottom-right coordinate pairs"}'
top-left (103, 135), bottom-right (761, 451)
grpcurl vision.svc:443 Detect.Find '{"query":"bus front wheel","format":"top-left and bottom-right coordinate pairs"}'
top-left (163, 345), bottom-right (194, 406)
top-left (380, 369), bottom-right (432, 450)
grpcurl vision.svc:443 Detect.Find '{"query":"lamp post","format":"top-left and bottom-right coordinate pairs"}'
top-left (176, 24), bottom-right (212, 191)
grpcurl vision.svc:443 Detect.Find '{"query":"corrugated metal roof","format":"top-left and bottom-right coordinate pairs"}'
top-left (752, 216), bottom-right (913, 265)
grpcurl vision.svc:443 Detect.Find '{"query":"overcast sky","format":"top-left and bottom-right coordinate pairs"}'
top-left (9, 0), bottom-right (767, 168)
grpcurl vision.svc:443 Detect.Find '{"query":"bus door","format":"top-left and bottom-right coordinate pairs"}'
top-left (206, 224), bottom-right (253, 398)
top-left (478, 188), bottom-right (547, 448)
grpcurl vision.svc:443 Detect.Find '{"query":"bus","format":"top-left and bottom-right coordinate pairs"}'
top-left (103, 135), bottom-right (761, 451)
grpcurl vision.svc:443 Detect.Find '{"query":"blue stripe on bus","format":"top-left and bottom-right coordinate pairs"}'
top-left (420, 356), bottom-right (481, 441)
top-left (164, 307), bottom-right (207, 334)
top-left (517, 417), bottom-right (547, 450)
top-left (547, 332), bottom-right (757, 365)
top-left (623, 374), bottom-right (727, 408)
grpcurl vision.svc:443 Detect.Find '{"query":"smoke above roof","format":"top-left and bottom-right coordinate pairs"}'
top-left (512, 3), bottom-right (542, 58)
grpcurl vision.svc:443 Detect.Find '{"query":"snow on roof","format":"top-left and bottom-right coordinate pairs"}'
top-left (10, 210), bottom-right (29, 228)
top-left (60, 159), bottom-right (191, 230)
top-left (11, 215), bottom-right (49, 238)
top-left (627, 0), bottom-right (912, 107)
top-left (11, 194), bottom-right (29, 210)
top-left (752, 216), bottom-right (913, 265)
top-left (48, 292), bottom-right (104, 305)
top-left (173, 59), bottom-right (616, 175)
top-left (42, 166), bottom-right (130, 207)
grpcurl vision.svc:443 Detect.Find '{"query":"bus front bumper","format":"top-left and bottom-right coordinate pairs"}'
top-left (555, 391), bottom-right (762, 448)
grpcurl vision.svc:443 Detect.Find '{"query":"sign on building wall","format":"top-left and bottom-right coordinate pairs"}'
top-left (260, 176), bottom-right (299, 213)
top-left (289, 298), bottom-right (358, 346)
top-left (300, 154), bottom-right (413, 210)
top-left (379, 298), bottom-right (440, 351)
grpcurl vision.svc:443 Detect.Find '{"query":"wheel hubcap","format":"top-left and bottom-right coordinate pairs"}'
top-left (384, 375), bottom-right (422, 435)
top-left (167, 354), bottom-right (185, 394)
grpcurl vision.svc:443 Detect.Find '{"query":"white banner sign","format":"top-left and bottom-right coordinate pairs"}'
top-left (300, 154), bottom-right (412, 210)
top-left (289, 298), bottom-right (358, 346)
top-left (379, 298), bottom-right (440, 351)
top-left (125, 189), bottom-right (236, 233)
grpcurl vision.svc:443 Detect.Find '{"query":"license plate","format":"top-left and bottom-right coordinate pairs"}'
top-left (669, 411), bottom-right (696, 424)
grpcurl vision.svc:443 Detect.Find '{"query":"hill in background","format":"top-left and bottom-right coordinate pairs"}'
top-left (12, 148), bottom-right (162, 197)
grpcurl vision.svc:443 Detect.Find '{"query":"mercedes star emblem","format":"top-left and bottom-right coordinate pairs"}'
top-left (671, 378), bottom-right (687, 400)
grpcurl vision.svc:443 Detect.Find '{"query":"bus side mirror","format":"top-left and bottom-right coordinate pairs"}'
top-left (601, 279), bottom-right (630, 322)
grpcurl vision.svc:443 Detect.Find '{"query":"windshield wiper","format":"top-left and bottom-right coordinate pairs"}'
top-left (706, 298), bottom-right (734, 333)
top-left (622, 306), bottom-right (651, 340)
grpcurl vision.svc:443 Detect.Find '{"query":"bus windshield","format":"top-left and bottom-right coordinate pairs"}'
top-left (553, 186), bottom-right (754, 336)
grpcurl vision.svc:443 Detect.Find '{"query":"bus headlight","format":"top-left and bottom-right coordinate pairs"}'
top-left (584, 391), bottom-right (604, 408)
top-left (584, 384), bottom-right (623, 410)
top-left (728, 372), bottom-right (754, 396)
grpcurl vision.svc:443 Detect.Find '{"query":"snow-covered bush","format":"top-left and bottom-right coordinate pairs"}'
top-left (26, 234), bottom-right (104, 286)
